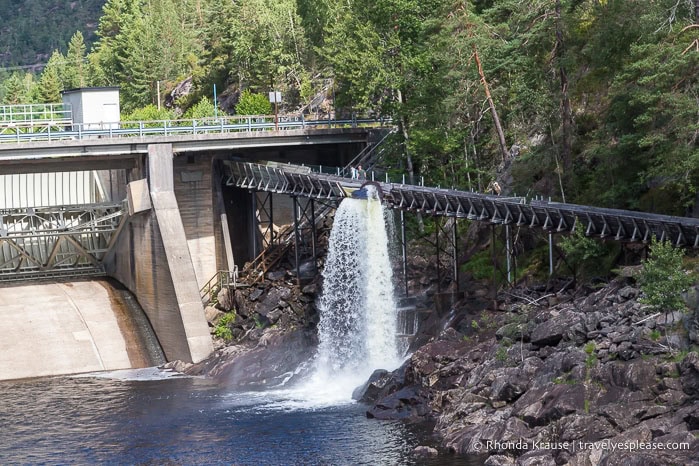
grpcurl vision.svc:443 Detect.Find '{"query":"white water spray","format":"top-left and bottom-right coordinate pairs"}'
top-left (301, 186), bottom-right (401, 402)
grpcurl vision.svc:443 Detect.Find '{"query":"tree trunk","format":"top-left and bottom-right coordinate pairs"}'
top-left (397, 88), bottom-right (415, 184)
top-left (555, 0), bottom-right (573, 173)
top-left (397, 88), bottom-right (424, 231)
top-left (472, 45), bottom-right (508, 163)
top-left (695, 0), bottom-right (699, 24)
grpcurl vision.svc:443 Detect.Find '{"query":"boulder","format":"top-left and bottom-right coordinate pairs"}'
top-left (484, 454), bottom-right (515, 465)
top-left (216, 287), bottom-right (235, 310)
top-left (205, 306), bottom-right (226, 325)
top-left (512, 383), bottom-right (586, 427)
top-left (209, 328), bottom-right (316, 388)
top-left (679, 351), bottom-right (699, 397)
top-left (412, 446), bottom-right (438, 458)
top-left (352, 369), bottom-right (391, 402)
top-left (255, 286), bottom-right (291, 317)
top-left (366, 385), bottom-right (432, 422)
top-left (530, 310), bottom-right (580, 347)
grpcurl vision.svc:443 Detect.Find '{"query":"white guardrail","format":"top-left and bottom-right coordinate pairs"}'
top-left (0, 114), bottom-right (393, 144)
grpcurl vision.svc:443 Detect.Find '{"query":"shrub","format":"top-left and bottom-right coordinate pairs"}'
top-left (213, 312), bottom-right (236, 341)
top-left (559, 220), bottom-right (605, 283)
top-left (121, 104), bottom-right (174, 124)
top-left (637, 238), bottom-right (693, 312)
top-left (183, 97), bottom-right (217, 120)
top-left (235, 89), bottom-right (272, 115)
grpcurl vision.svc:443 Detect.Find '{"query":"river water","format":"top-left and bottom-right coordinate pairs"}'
top-left (0, 190), bottom-right (480, 465)
top-left (0, 369), bottom-right (473, 465)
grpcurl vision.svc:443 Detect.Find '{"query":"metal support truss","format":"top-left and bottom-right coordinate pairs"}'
top-left (255, 192), bottom-right (275, 251)
top-left (399, 210), bottom-right (408, 296)
top-left (292, 196), bottom-right (318, 283)
top-left (433, 217), bottom-right (459, 293)
top-left (227, 160), bottom-right (699, 250)
top-left (0, 203), bottom-right (127, 281)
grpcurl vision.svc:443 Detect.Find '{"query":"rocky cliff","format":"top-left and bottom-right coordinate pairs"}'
top-left (357, 277), bottom-right (699, 464)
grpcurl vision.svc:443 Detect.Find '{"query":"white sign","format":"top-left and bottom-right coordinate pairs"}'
top-left (268, 91), bottom-right (282, 103)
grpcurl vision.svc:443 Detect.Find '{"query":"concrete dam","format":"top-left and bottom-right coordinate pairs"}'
top-left (0, 124), bottom-right (372, 381)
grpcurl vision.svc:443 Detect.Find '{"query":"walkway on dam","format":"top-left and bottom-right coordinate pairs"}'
top-left (225, 161), bottom-right (699, 248)
top-left (0, 279), bottom-right (164, 381)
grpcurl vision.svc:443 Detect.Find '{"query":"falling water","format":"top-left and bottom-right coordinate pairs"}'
top-left (303, 185), bottom-right (401, 402)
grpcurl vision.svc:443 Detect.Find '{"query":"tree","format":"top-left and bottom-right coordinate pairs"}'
top-left (638, 238), bottom-right (694, 312)
top-left (200, 0), bottom-right (309, 101)
top-left (2, 73), bottom-right (27, 105)
top-left (559, 220), bottom-right (605, 284)
top-left (235, 89), bottom-right (272, 115)
top-left (183, 97), bottom-right (217, 119)
top-left (121, 104), bottom-right (175, 127)
top-left (38, 51), bottom-right (64, 103)
top-left (65, 31), bottom-right (88, 89)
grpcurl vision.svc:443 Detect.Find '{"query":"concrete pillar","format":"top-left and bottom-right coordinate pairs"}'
top-left (107, 144), bottom-right (213, 363)
top-left (148, 144), bottom-right (213, 363)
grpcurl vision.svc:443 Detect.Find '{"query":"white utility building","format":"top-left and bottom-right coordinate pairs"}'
top-left (61, 87), bottom-right (120, 130)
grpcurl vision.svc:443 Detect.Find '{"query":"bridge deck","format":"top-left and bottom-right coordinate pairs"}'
top-left (224, 161), bottom-right (699, 248)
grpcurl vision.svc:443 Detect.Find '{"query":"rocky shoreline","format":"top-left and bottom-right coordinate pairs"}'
top-left (356, 276), bottom-right (699, 465)
top-left (177, 262), bottom-right (699, 465)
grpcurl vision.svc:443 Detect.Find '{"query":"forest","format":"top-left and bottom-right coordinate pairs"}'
top-left (0, 0), bottom-right (697, 216)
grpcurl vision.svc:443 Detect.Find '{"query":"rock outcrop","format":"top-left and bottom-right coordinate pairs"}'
top-left (366, 280), bottom-right (699, 464)
top-left (187, 271), bottom-right (320, 388)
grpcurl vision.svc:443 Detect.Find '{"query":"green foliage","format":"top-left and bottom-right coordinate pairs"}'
top-left (462, 248), bottom-right (495, 281)
top-left (121, 104), bottom-right (175, 124)
top-left (1, 73), bottom-right (31, 105)
top-left (637, 238), bottom-right (694, 312)
top-left (64, 31), bottom-right (89, 89)
top-left (183, 97), bottom-right (217, 120)
top-left (37, 51), bottom-right (64, 103)
top-left (213, 312), bottom-right (236, 341)
top-left (0, 0), bottom-right (696, 221)
top-left (495, 345), bottom-right (508, 362)
top-left (0, 0), bottom-right (104, 68)
top-left (559, 221), bottom-right (606, 282)
top-left (235, 89), bottom-right (272, 116)
top-left (584, 342), bottom-right (597, 369)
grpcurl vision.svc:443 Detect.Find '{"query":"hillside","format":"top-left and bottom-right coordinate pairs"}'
top-left (0, 0), bottom-right (106, 68)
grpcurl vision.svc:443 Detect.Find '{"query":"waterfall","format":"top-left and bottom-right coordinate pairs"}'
top-left (304, 186), bottom-right (401, 401)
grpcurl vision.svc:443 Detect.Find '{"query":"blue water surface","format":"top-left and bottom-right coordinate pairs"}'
top-left (0, 371), bottom-right (476, 465)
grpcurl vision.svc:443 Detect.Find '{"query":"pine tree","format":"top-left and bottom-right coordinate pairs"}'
top-left (2, 73), bottom-right (26, 105)
top-left (38, 52), bottom-right (64, 103)
top-left (65, 31), bottom-right (88, 89)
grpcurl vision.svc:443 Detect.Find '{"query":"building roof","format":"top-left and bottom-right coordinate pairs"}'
top-left (61, 87), bottom-right (120, 95)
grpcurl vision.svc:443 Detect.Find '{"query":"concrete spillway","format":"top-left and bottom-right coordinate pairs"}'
top-left (0, 279), bottom-right (165, 381)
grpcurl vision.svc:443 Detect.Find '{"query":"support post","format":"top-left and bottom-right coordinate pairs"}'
top-left (452, 219), bottom-right (459, 292)
top-left (506, 224), bottom-right (512, 284)
top-left (436, 220), bottom-right (441, 292)
top-left (401, 210), bottom-right (408, 296)
top-left (548, 232), bottom-right (554, 276)
top-left (491, 224), bottom-right (497, 303)
top-left (292, 196), bottom-right (301, 284)
top-left (310, 198), bottom-right (317, 259)
top-left (269, 195), bottom-right (274, 245)
top-left (251, 193), bottom-right (259, 258)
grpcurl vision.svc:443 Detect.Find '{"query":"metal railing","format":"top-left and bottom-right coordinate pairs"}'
top-left (0, 102), bottom-right (73, 126)
top-left (200, 267), bottom-right (239, 305)
top-left (0, 114), bottom-right (393, 144)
